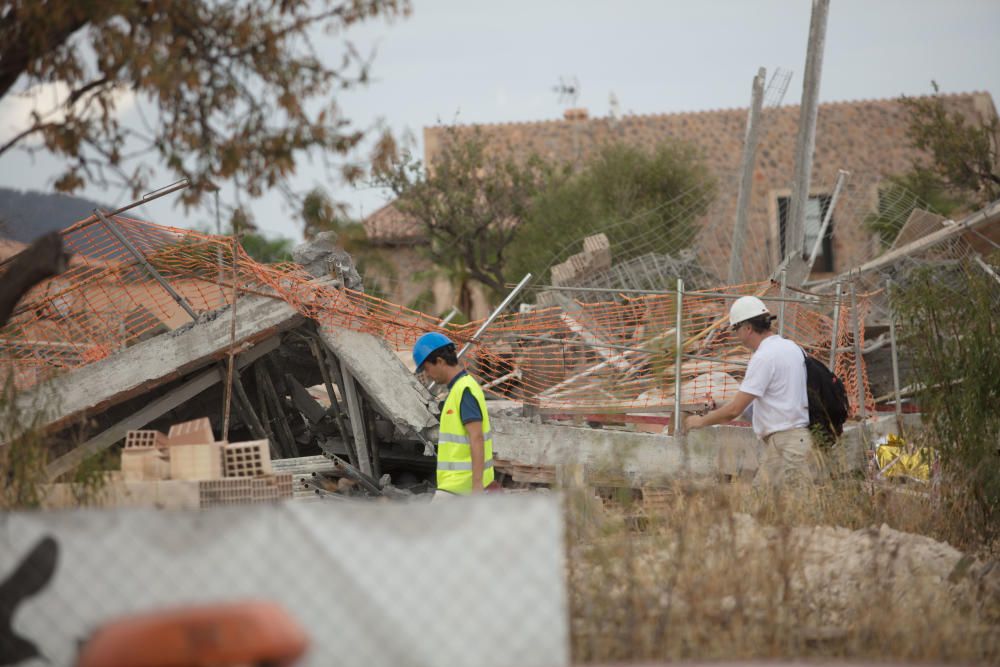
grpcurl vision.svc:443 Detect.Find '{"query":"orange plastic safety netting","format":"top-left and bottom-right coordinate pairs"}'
top-left (0, 216), bottom-right (875, 420)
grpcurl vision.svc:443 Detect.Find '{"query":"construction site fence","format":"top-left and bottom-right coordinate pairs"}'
top-left (1, 214), bottom-right (876, 423)
top-left (0, 496), bottom-right (568, 667)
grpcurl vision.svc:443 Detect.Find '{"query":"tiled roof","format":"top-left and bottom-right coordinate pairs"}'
top-left (362, 201), bottom-right (423, 244)
top-left (425, 92), bottom-right (994, 179)
top-left (365, 92), bottom-right (996, 243)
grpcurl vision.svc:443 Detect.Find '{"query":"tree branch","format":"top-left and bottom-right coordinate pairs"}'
top-left (0, 232), bottom-right (70, 329)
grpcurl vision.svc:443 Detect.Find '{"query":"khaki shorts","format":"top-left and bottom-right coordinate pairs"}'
top-left (754, 427), bottom-right (821, 487)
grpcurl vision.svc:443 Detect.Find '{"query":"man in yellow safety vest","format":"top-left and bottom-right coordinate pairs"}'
top-left (413, 332), bottom-right (494, 497)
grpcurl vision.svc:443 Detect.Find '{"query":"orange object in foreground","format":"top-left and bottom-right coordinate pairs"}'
top-left (75, 600), bottom-right (309, 667)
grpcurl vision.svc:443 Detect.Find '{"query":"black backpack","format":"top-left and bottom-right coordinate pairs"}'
top-left (802, 351), bottom-right (850, 445)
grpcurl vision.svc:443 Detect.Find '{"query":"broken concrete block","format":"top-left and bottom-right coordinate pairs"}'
top-left (170, 442), bottom-right (223, 480)
top-left (168, 417), bottom-right (214, 446)
top-left (291, 231), bottom-right (364, 290)
top-left (121, 449), bottom-right (170, 482)
top-left (223, 439), bottom-right (273, 478)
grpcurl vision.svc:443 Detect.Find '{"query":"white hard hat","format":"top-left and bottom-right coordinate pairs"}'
top-left (729, 296), bottom-right (771, 327)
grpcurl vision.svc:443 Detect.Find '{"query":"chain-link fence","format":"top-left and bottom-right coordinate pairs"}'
top-left (0, 496), bottom-right (567, 667)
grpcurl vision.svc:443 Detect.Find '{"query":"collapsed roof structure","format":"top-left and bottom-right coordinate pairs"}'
top-left (3, 196), bottom-right (966, 498)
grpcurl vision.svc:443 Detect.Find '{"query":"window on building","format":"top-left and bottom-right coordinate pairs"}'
top-left (777, 194), bottom-right (834, 272)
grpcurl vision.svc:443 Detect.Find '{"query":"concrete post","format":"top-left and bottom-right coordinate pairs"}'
top-left (728, 67), bottom-right (766, 285)
top-left (785, 0), bottom-right (831, 283)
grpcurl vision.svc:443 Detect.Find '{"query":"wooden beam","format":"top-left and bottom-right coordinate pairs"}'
top-left (340, 368), bottom-right (372, 477)
top-left (322, 352), bottom-right (361, 470)
top-left (45, 337), bottom-right (280, 480)
top-left (286, 373), bottom-right (328, 425)
top-left (305, 335), bottom-right (352, 446)
top-left (256, 359), bottom-right (298, 459)
top-left (253, 363), bottom-right (281, 459)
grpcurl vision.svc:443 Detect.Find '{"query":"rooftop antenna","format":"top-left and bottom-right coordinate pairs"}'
top-left (552, 76), bottom-right (580, 108)
top-left (608, 92), bottom-right (621, 121)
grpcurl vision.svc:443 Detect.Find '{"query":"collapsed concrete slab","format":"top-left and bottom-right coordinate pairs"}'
top-left (319, 325), bottom-right (438, 440)
top-left (6, 295), bottom-right (303, 442)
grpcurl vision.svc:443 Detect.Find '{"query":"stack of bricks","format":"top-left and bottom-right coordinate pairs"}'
top-left (222, 439), bottom-right (272, 478)
top-left (121, 430), bottom-right (170, 481)
top-left (542, 233), bottom-right (613, 306)
top-left (550, 233), bottom-right (612, 287)
top-left (167, 417), bottom-right (223, 481)
top-left (199, 474), bottom-right (294, 508)
top-left (116, 418), bottom-right (292, 508)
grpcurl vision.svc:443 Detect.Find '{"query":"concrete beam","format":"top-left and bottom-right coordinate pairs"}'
top-left (7, 295), bottom-right (304, 440)
top-left (492, 416), bottom-right (759, 483)
top-left (492, 412), bottom-right (920, 484)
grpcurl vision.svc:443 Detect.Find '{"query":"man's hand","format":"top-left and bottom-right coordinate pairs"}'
top-left (684, 391), bottom-right (756, 432)
top-left (684, 414), bottom-right (704, 432)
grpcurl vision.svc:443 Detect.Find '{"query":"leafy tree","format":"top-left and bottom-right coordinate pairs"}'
top-left (900, 83), bottom-right (1000, 208)
top-left (238, 231), bottom-right (294, 265)
top-left (894, 257), bottom-right (1000, 542)
top-left (506, 141), bottom-right (715, 283)
top-left (866, 85), bottom-right (999, 247)
top-left (298, 186), bottom-right (394, 297)
top-left (0, 0), bottom-right (409, 206)
top-left (374, 126), bottom-right (558, 296)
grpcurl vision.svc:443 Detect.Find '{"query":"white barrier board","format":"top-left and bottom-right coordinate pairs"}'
top-left (0, 495), bottom-right (568, 667)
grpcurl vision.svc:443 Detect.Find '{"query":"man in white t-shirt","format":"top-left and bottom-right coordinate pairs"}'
top-left (684, 295), bottom-right (817, 486)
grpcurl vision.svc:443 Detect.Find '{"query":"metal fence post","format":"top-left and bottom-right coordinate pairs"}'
top-left (778, 269), bottom-right (787, 336)
top-left (886, 278), bottom-right (903, 424)
top-left (829, 281), bottom-right (842, 369)
top-left (673, 278), bottom-right (684, 436)
top-left (849, 280), bottom-right (867, 421)
top-left (94, 208), bottom-right (198, 323)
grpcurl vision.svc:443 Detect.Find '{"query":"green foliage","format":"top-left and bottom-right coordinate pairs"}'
top-left (0, 375), bottom-right (108, 509)
top-left (301, 187), bottom-right (342, 240)
top-left (865, 167), bottom-right (967, 247)
top-left (374, 126), bottom-right (558, 296)
top-left (507, 141), bottom-right (716, 283)
top-left (0, 1), bottom-right (409, 206)
top-left (298, 187), bottom-right (395, 293)
top-left (901, 83), bottom-right (1000, 208)
top-left (894, 257), bottom-right (1000, 540)
top-left (239, 232), bottom-right (294, 265)
top-left (407, 287), bottom-right (436, 314)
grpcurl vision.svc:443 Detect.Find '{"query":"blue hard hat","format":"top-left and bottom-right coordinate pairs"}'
top-left (413, 331), bottom-right (454, 370)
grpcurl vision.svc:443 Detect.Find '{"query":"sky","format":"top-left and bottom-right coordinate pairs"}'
top-left (1, 0), bottom-right (998, 242)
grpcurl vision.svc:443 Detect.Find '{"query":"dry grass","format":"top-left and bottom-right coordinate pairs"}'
top-left (564, 478), bottom-right (1000, 664)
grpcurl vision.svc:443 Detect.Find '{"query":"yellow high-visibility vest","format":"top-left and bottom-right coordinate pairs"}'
top-left (437, 374), bottom-right (494, 495)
